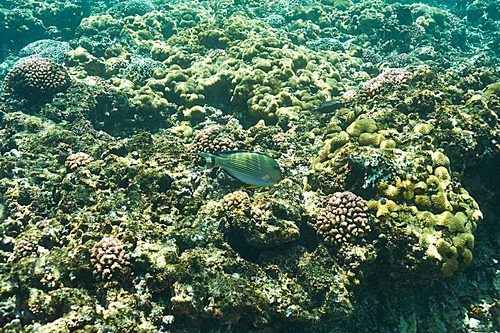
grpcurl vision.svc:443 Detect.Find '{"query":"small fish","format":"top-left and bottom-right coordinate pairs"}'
top-left (312, 99), bottom-right (345, 113)
top-left (192, 150), bottom-right (283, 188)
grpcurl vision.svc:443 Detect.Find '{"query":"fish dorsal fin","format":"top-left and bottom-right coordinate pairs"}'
top-left (216, 150), bottom-right (270, 157)
top-left (216, 150), bottom-right (250, 156)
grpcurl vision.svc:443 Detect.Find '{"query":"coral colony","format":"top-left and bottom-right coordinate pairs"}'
top-left (314, 192), bottom-right (371, 245)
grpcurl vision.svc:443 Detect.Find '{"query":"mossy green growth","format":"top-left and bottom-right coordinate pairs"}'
top-left (183, 105), bottom-right (206, 121)
top-left (198, 29), bottom-right (230, 49)
top-left (80, 14), bottom-right (123, 31)
top-left (311, 131), bottom-right (349, 170)
top-left (358, 133), bottom-right (383, 147)
top-left (346, 118), bottom-right (378, 136)
top-left (484, 82), bottom-right (500, 97)
top-left (132, 86), bottom-right (169, 113)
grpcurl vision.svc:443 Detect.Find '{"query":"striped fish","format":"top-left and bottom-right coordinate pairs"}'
top-left (192, 150), bottom-right (282, 188)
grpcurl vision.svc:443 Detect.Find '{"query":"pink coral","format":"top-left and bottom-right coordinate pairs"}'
top-left (314, 192), bottom-right (370, 245)
top-left (90, 237), bottom-right (130, 280)
top-left (8, 239), bottom-right (34, 262)
top-left (66, 152), bottom-right (93, 170)
top-left (188, 125), bottom-right (237, 164)
top-left (360, 68), bottom-right (413, 95)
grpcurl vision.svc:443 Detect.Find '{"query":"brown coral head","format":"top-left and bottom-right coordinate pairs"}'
top-left (90, 237), bottom-right (130, 280)
top-left (2, 57), bottom-right (71, 99)
top-left (314, 191), bottom-right (370, 246)
top-left (188, 125), bottom-right (237, 165)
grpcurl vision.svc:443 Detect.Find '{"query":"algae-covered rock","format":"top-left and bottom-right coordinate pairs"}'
top-left (346, 118), bottom-right (378, 136)
top-left (219, 181), bottom-right (302, 247)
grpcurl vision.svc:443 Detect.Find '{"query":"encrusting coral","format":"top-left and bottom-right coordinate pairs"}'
top-left (0, 0), bottom-right (499, 331)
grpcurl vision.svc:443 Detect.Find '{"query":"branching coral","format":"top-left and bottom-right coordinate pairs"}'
top-left (314, 191), bottom-right (371, 245)
top-left (90, 237), bottom-right (130, 280)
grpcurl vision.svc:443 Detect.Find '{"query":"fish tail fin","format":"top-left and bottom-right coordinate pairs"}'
top-left (191, 152), bottom-right (219, 170)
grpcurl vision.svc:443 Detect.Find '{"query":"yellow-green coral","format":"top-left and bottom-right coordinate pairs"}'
top-left (346, 118), bottom-right (377, 136)
top-left (430, 184), bottom-right (453, 212)
top-left (399, 178), bottom-right (415, 200)
top-left (311, 131), bottom-right (350, 170)
top-left (431, 151), bottom-right (450, 168)
top-left (380, 139), bottom-right (397, 148)
top-left (310, 138), bottom-right (483, 278)
top-left (436, 238), bottom-right (458, 276)
top-left (80, 14), bottom-right (123, 31)
top-left (435, 211), bottom-right (466, 233)
top-left (66, 47), bottom-right (107, 77)
top-left (414, 123), bottom-right (433, 135)
top-left (358, 133), bottom-right (383, 147)
top-left (434, 166), bottom-right (451, 187)
top-left (418, 207), bottom-right (477, 276)
top-left (183, 105), bottom-right (206, 121)
top-left (368, 198), bottom-right (400, 218)
top-left (414, 194), bottom-right (432, 207)
top-left (132, 86), bottom-right (169, 113)
top-left (383, 184), bottom-right (400, 200)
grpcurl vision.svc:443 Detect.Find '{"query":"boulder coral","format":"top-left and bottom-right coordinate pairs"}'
top-left (2, 58), bottom-right (71, 99)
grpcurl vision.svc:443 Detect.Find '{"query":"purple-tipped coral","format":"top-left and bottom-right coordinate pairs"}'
top-left (2, 57), bottom-right (71, 99)
top-left (90, 237), bottom-right (130, 280)
top-left (188, 125), bottom-right (237, 164)
top-left (314, 192), bottom-right (370, 245)
top-left (8, 239), bottom-right (34, 262)
top-left (360, 68), bottom-right (413, 95)
top-left (66, 152), bottom-right (93, 170)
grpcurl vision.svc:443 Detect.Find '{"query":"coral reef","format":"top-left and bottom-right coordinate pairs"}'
top-left (0, 0), bottom-right (500, 331)
top-left (0, 0), bottom-right (84, 55)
